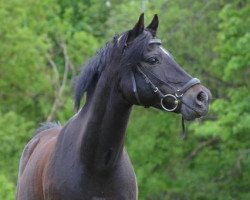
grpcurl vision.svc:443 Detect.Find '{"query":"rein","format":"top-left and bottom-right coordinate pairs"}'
top-left (130, 38), bottom-right (201, 139)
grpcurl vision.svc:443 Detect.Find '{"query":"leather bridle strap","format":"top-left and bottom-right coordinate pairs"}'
top-left (129, 37), bottom-right (201, 139)
top-left (132, 65), bottom-right (200, 111)
top-left (130, 70), bottom-right (142, 105)
top-left (175, 78), bottom-right (201, 98)
top-left (131, 66), bottom-right (200, 140)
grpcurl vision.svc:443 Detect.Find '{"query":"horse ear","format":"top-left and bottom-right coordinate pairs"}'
top-left (147, 14), bottom-right (159, 36)
top-left (127, 13), bottom-right (145, 43)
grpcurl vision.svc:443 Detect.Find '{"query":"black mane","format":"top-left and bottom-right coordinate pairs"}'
top-left (74, 30), bottom-right (152, 110)
top-left (74, 38), bottom-right (116, 110)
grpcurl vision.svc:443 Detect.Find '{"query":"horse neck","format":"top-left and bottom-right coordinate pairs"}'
top-left (78, 70), bottom-right (132, 172)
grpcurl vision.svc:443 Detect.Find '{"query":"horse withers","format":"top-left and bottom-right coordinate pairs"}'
top-left (17, 14), bottom-right (211, 200)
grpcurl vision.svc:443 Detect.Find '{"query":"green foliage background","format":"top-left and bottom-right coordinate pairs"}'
top-left (0, 0), bottom-right (249, 199)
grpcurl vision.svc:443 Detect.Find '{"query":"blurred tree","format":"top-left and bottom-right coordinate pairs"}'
top-left (0, 174), bottom-right (15, 200)
top-left (0, 0), bottom-right (249, 199)
top-left (0, 0), bottom-right (102, 196)
top-left (0, 110), bottom-right (34, 181)
top-left (0, 0), bottom-right (53, 120)
top-left (189, 1), bottom-right (250, 199)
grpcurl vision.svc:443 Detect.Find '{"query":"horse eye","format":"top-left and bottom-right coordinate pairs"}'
top-left (146, 57), bottom-right (159, 65)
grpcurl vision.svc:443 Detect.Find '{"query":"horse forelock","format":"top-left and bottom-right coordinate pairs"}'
top-left (121, 31), bottom-right (152, 67)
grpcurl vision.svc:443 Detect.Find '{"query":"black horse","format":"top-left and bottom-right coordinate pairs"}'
top-left (17, 14), bottom-right (211, 200)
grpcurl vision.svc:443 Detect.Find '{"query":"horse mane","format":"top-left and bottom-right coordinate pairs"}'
top-left (74, 41), bottom-right (114, 110)
top-left (74, 30), bottom-right (152, 110)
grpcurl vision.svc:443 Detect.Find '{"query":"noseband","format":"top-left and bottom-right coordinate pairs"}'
top-left (130, 39), bottom-right (201, 112)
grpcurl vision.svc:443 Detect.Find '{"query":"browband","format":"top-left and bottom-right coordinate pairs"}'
top-left (149, 39), bottom-right (162, 45)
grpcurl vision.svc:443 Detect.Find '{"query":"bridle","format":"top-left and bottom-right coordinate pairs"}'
top-left (130, 38), bottom-right (200, 112)
top-left (130, 38), bottom-right (201, 139)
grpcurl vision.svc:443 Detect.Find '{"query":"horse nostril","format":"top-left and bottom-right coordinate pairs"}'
top-left (196, 91), bottom-right (207, 104)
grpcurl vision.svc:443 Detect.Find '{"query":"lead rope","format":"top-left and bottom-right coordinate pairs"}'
top-left (181, 116), bottom-right (187, 140)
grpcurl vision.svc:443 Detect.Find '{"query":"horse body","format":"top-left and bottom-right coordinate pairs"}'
top-left (17, 122), bottom-right (137, 200)
top-left (17, 69), bottom-right (138, 199)
top-left (17, 14), bottom-right (211, 200)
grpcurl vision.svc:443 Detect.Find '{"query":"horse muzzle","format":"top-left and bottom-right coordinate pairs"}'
top-left (180, 84), bottom-right (212, 121)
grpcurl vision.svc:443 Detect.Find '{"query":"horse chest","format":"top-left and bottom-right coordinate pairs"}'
top-left (46, 155), bottom-right (138, 200)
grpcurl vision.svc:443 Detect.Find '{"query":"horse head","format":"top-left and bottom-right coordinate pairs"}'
top-left (117, 13), bottom-right (212, 120)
